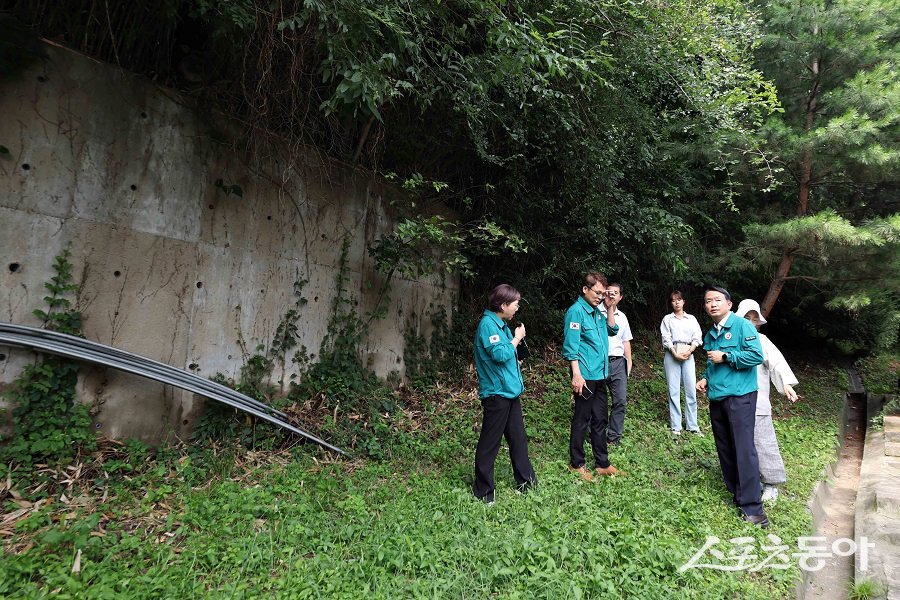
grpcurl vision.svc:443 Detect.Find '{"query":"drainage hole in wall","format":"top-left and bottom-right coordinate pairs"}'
top-left (113, 270), bottom-right (121, 277)
top-left (208, 204), bottom-right (214, 209)
top-left (9, 263), bottom-right (20, 273)
top-left (188, 362), bottom-right (199, 370)
top-left (182, 420), bottom-right (189, 425)
top-left (267, 215), bottom-right (272, 220)
top-left (21, 163), bottom-right (30, 171)
top-left (314, 296), bottom-right (319, 302)
top-left (140, 111), bottom-right (148, 119)
top-left (196, 282), bottom-right (203, 289)
top-left (130, 184), bottom-right (137, 191)
top-left (37, 75), bottom-right (47, 83)
top-left (0, 354), bottom-right (7, 362)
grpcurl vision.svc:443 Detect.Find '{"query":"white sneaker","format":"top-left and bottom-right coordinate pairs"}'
top-left (761, 485), bottom-right (779, 503)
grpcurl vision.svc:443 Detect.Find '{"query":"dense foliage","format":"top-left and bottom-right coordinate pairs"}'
top-left (2, 0), bottom-right (897, 348)
top-left (721, 0), bottom-right (900, 351)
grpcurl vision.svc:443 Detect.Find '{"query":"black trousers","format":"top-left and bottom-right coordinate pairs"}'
top-left (473, 395), bottom-right (537, 502)
top-left (709, 391), bottom-right (764, 516)
top-left (569, 380), bottom-right (610, 469)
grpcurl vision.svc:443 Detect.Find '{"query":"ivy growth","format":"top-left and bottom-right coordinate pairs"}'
top-left (294, 237), bottom-right (371, 412)
top-left (194, 276), bottom-right (310, 447)
top-left (0, 250), bottom-right (95, 474)
top-left (403, 303), bottom-right (469, 390)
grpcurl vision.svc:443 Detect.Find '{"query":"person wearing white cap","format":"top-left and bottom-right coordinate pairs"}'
top-left (734, 298), bottom-right (799, 503)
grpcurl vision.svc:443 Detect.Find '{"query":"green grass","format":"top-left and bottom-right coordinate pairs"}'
top-left (0, 348), bottom-right (846, 598)
top-left (857, 352), bottom-right (899, 396)
top-left (849, 577), bottom-right (886, 600)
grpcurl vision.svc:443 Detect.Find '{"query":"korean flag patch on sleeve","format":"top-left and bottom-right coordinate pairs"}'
top-left (569, 322), bottom-right (580, 330)
top-left (488, 334), bottom-right (501, 344)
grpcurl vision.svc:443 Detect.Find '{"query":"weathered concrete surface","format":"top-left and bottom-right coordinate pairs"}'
top-left (798, 391), bottom-right (864, 600)
top-left (0, 43), bottom-right (456, 442)
top-left (856, 413), bottom-right (900, 599)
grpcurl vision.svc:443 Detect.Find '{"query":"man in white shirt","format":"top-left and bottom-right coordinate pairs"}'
top-left (602, 283), bottom-right (633, 444)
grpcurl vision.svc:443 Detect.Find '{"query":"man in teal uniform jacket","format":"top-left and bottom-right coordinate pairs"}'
top-left (562, 272), bottom-right (621, 480)
top-left (696, 285), bottom-right (768, 527)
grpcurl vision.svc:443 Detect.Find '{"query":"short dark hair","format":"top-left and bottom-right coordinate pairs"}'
top-left (582, 272), bottom-right (608, 290)
top-left (488, 284), bottom-right (521, 312)
top-left (608, 282), bottom-right (623, 294)
top-left (670, 290), bottom-right (683, 301)
top-left (703, 284), bottom-right (732, 302)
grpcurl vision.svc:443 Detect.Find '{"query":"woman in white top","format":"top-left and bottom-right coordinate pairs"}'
top-left (660, 291), bottom-right (704, 436)
top-left (735, 299), bottom-right (799, 503)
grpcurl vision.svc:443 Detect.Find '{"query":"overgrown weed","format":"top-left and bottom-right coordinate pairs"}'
top-left (1, 335), bottom-right (849, 598)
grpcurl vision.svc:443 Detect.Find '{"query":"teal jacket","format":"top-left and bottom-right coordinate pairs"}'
top-left (702, 312), bottom-right (764, 401)
top-left (473, 310), bottom-right (524, 399)
top-left (562, 297), bottom-right (620, 381)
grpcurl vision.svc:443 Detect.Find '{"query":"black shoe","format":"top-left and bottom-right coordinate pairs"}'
top-left (742, 513), bottom-right (770, 528)
top-left (607, 438), bottom-right (619, 445)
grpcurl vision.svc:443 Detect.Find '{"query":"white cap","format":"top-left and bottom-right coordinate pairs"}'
top-left (735, 299), bottom-right (767, 324)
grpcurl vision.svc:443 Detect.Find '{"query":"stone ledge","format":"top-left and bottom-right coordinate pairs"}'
top-left (856, 430), bottom-right (900, 598)
top-left (848, 371), bottom-right (866, 395)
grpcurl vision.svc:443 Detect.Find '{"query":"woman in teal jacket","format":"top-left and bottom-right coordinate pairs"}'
top-left (472, 284), bottom-right (537, 503)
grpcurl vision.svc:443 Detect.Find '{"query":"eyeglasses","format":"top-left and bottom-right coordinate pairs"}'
top-left (588, 287), bottom-right (605, 296)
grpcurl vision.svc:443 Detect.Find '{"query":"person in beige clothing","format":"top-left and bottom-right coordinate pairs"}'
top-left (660, 290), bottom-right (704, 436)
top-left (735, 299), bottom-right (799, 503)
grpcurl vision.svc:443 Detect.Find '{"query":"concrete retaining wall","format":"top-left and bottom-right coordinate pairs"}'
top-left (0, 44), bottom-right (456, 443)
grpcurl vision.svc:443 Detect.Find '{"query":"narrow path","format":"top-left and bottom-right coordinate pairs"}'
top-left (798, 381), bottom-right (866, 599)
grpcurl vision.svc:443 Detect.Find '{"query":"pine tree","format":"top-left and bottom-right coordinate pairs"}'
top-left (747, 0), bottom-right (900, 318)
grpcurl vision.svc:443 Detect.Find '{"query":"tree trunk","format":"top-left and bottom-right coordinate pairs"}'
top-left (761, 39), bottom-right (820, 319)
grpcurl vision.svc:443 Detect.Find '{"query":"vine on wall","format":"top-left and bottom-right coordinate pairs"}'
top-left (1, 250), bottom-right (96, 476)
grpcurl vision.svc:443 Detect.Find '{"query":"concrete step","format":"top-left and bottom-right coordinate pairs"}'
top-left (885, 415), bottom-right (900, 432)
top-left (856, 428), bottom-right (900, 599)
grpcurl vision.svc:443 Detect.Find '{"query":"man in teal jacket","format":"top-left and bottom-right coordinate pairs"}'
top-left (562, 272), bottom-right (620, 481)
top-left (696, 285), bottom-right (768, 527)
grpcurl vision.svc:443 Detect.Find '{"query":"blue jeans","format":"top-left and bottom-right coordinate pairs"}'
top-left (664, 351), bottom-right (698, 431)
